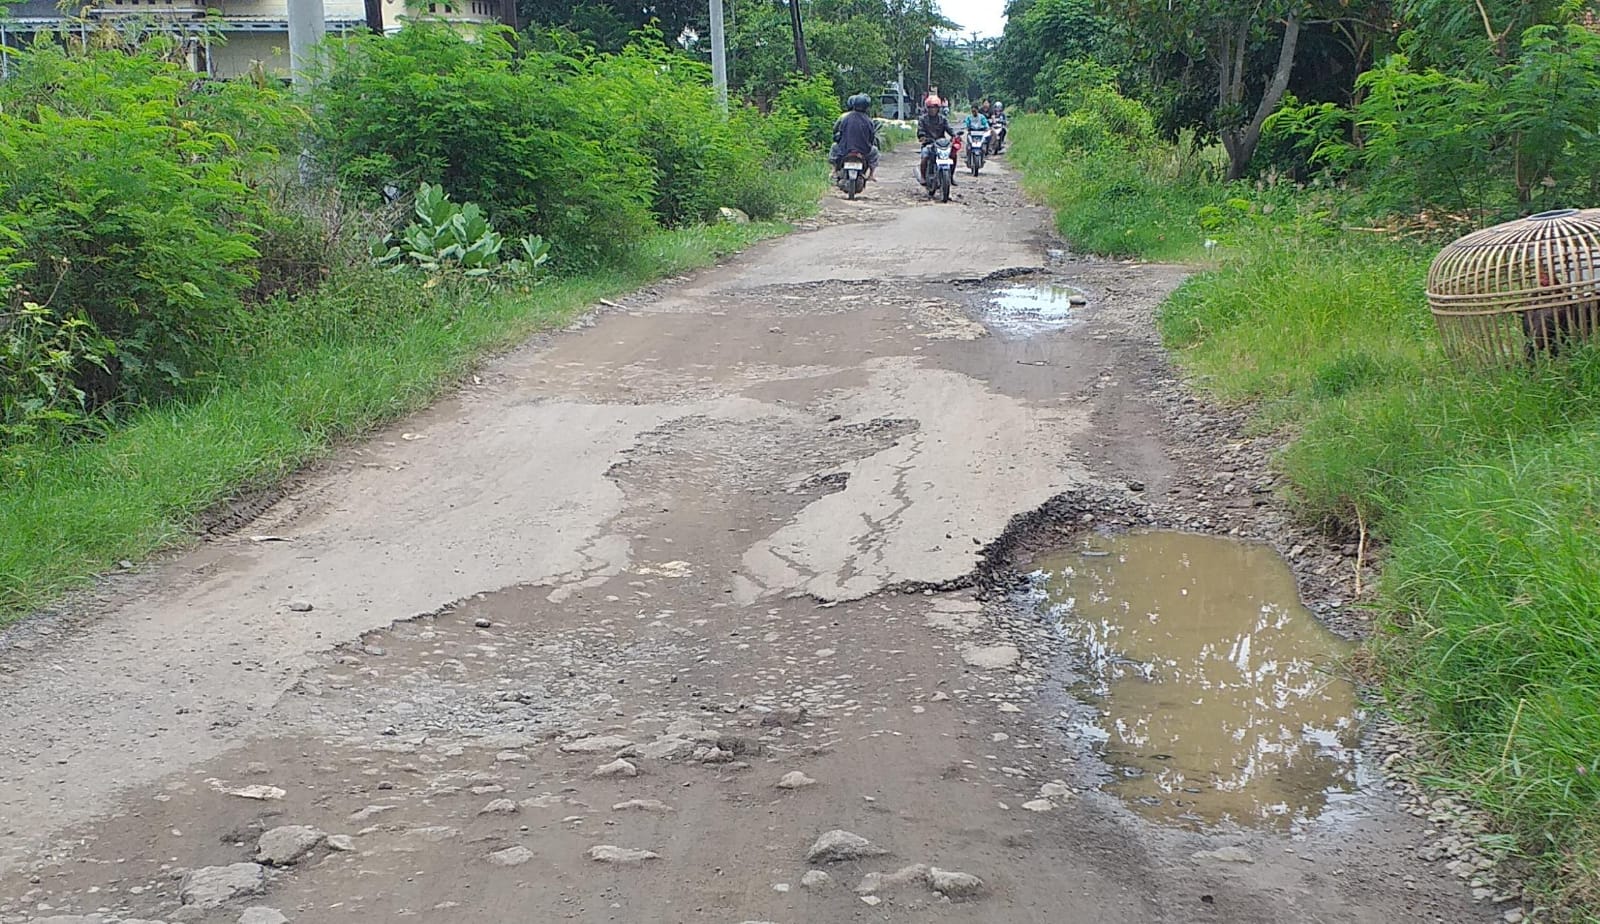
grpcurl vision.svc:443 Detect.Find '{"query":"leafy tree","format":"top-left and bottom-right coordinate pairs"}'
top-left (993, 0), bottom-right (1111, 107)
top-left (1100, 0), bottom-right (1326, 180)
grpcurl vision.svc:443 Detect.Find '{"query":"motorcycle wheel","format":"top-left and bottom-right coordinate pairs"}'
top-left (846, 176), bottom-right (860, 199)
top-left (939, 170), bottom-right (951, 202)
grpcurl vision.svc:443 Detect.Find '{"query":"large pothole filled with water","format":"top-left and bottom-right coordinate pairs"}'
top-left (1036, 530), bottom-right (1363, 831)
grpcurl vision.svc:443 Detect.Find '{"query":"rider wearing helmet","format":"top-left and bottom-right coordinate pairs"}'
top-left (990, 101), bottom-right (1007, 152)
top-left (917, 95), bottom-right (959, 186)
top-left (830, 93), bottom-right (879, 182)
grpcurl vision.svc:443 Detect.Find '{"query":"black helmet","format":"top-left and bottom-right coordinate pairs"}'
top-left (848, 93), bottom-right (870, 112)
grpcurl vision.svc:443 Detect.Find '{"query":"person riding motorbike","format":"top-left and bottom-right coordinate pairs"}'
top-left (963, 104), bottom-right (989, 134)
top-left (917, 96), bottom-right (959, 187)
top-left (829, 93), bottom-right (879, 182)
top-left (989, 101), bottom-right (1008, 152)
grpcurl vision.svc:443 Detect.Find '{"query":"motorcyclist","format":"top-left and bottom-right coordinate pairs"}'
top-left (829, 93), bottom-right (880, 182)
top-left (917, 96), bottom-right (959, 187)
top-left (990, 101), bottom-right (1008, 152)
top-left (962, 104), bottom-right (989, 168)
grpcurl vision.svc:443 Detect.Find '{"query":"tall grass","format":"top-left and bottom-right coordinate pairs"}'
top-left (1010, 110), bottom-right (1600, 912)
top-left (0, 219), bottom-right (799, 621)
top-left (1008, 116), bottom-right (1228, 262)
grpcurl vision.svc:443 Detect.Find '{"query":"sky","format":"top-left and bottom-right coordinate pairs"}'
top-left (938, 0), bottom-right (1007, 38)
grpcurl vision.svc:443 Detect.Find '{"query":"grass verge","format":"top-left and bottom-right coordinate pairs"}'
top-left (1009, 112), bottom-right (1600, 913)
top-left (0, 217), bottom-right (801, 623)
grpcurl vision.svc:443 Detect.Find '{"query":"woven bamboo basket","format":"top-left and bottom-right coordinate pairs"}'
top-left (1427, 208), bottom-right (1600, 367)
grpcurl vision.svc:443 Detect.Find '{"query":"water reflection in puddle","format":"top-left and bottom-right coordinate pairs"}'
top-left (984, 284), bottom-right (1087, 334)
top-left (1037, 531), bottom-right (1362, 831)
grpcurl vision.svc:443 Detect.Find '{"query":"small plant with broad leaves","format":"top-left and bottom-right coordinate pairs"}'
top-left (372, 183), bottom-right (549, 285)
top-left (1, 299), bottom-right (117, 450)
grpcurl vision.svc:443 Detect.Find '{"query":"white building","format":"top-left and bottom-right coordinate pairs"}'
top-left (0, 0), bottom-right (511, 79)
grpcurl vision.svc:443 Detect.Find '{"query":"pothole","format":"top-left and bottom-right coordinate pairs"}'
top-left (1036, 530), bottom-right (1362, 831)
top-left (983, 283), bottom-right (1088, 335)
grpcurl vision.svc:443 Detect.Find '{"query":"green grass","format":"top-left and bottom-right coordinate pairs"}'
top-left (1007, 116), bottom-right (1231, 262)
top-left (0, 217), bottom-right (801, 622)
top-left (1010, 111), bottom-right (1600, 914)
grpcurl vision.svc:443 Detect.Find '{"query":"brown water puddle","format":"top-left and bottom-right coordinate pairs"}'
top-left (1037, 531), bottom-right (1362, 831)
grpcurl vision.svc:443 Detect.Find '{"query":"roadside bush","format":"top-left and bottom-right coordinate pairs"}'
top-left (579, 38), bottom-right (783, 224)
top-left (769, 75), bottom-right (840, 156)
top-left (310, 25), bottom-right (655, 266)
top-left (0, 44), bottom-right (284, 420)
top-left (1291, 27), bottom-right (1600, 221)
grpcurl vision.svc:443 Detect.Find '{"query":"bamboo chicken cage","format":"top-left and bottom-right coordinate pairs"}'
top-left (1427, 208), bottom-right (1600, 367)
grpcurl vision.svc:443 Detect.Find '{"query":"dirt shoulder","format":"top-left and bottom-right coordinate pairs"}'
top-left (0, 147), bottom-right (1497, 924)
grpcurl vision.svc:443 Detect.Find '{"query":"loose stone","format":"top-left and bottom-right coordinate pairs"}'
top-left (776, 771), bottom-right (817, 790)
top-left (559, 735), bottom-right (634, 754)
top-left (807, 829), bottom-right (888, 863)
top-left (488, 846), bottom-right (534, 867)
top-left (588, 845), bottom-right (661, 864)
top-left (478, 798), bottom-right (521, 815)
top-left (928, 867), bottom-right (986, 898)
top-left (255, 825), bottom-right (325, 866)
top-left (179, 863), bottom-right (267, 909)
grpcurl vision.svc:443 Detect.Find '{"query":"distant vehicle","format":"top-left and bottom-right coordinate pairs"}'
top-left (879, 83), bottom-right (914, 120)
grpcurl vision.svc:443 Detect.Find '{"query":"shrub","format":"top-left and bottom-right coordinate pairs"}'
top-left (0, 43), bottom-right (284, 412)
top-left (769, 75), bottom-right (840, 155)
top-left (310, 24), bottom-right (655, 266)
top-left (578, 38), bottom-right (782, 225)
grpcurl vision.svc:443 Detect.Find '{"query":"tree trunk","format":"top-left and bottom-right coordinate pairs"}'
top-left (1221, 12), bottom-right (1301, 181)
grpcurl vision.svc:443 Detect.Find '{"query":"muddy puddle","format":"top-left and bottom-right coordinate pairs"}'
top-left (983, 283), bottom-right (1087, 334)
top-left (1036, 531), bottom-right (1362, 831)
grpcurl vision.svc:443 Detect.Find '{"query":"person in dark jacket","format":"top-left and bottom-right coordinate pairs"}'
top-left (829, 93), bottom-right (879, 181)
top-left (917, 96), bottom-right (959, 186)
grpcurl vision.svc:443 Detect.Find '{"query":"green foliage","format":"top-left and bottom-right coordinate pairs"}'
top-left (1046, 65), bottom-right (1155, 150)
top-left (577, 38), bottom-right (793, 224)
top-left (993, 0), bottom-right (1111, 108)
top-left (727, 0), bottom-right (953, 107)
top-left (373, 184), bottom-right (550, 283)
top-left (0, 43), bottom-right (291, 424)
top-left (1010, 114), bottom-right (1233, 260)
top-left (1, 301), bottom-right (117, 451)
top-left (1277, 25), bottom-right (1600, 218)
top-left (770, 75), bottom-right (842, 155)
top-left (310, 25), bottom-right (655, 267)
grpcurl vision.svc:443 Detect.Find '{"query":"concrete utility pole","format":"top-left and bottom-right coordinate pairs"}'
top-left (287, 0), bottom-right (326, 87)
top-left (710, 0), bottom-right (727, 110)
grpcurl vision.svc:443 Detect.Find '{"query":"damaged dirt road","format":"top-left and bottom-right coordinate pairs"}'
top-left (0, 147), bottom-right (1496, 924)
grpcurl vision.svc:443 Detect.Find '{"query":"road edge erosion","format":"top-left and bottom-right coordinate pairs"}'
top-left (0, 218), bottom-right (811, 630)
top-left (1003, 113), bottom-right (1579, 919)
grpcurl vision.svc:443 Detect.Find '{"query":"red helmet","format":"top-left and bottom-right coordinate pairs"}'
top-left (926, 95), bottom-right (943, 108)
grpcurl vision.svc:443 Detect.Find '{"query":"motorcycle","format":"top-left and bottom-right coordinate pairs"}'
top-left (966, 128), bottom-right (989, 175)
top-left (924, 137), bottom-right (955, 202)
top-left (989, 118), bottom-right (1007, 155)
top-left (835, 150), bottom-right (868, 200)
